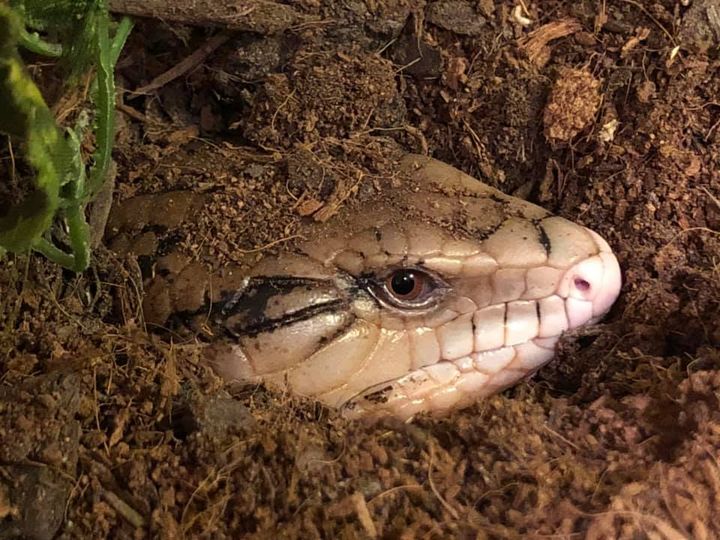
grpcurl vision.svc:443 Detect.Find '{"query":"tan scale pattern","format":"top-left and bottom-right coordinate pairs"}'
top-left (207, 155), bottom-right (621, 420)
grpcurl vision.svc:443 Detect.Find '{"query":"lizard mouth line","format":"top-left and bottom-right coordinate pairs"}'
top-left (345, 344), bottom-right (530, 406)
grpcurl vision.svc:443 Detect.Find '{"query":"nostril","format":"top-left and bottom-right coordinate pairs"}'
top-left (559, 256), bottom-right (604, 301)
top-left (573, 277), bottom-right (591, 292)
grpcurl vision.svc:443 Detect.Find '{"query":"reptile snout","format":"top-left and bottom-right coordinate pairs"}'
top-left (560, 228), bottom-right (622, 330)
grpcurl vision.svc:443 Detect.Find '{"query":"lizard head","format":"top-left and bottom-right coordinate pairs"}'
top-left (207, 155), bottom-right (622, 420)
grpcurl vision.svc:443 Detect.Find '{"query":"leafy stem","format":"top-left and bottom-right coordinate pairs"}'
top-left (0, 2), bottom-right (133, 272)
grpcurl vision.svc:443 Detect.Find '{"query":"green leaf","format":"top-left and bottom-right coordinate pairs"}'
top-left (0, 190), bottom-right (52, 252)
top-left (0, 1), bottom-right (132, 271)
top-left (0, 5), bottom-right (67, 252)
top-left (12, 0), bottom-right (101, 79)
top-left (18, 27), bottom-right (63, 57)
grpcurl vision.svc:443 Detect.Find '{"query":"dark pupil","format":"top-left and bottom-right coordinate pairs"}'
top-left (390, 271), bottom-right (416, 296)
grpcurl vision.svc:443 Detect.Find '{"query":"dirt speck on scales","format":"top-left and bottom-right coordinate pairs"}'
top-left (1, 1), bottom-right (719, 538)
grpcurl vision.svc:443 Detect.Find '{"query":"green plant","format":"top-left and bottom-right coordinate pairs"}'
top-left (0, 0), bottom-right (132, 271)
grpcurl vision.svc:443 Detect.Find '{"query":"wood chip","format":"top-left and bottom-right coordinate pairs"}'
top-left (109, 0), bottom-right (309, 34)
top-left (101, 489), bottom-right (146, 528)
top-left (351, 492), bottom-right (378, 538)
top-left (131, 33), bottom-right (231, 96)
top-left (518, 18), bottom-right (582, 66)
top-left (295, 198), bottom-right (324, 217)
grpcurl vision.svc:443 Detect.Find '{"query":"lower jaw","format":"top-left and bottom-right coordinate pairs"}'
top-left (345, 335), bottom-right (564, 420)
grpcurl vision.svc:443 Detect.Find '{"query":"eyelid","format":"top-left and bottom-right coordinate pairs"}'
top-left (366, 266), bottom-right (450, 312)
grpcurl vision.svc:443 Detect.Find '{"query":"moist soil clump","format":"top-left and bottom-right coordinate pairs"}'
top-left (1, 1), bottom-right (720, 538)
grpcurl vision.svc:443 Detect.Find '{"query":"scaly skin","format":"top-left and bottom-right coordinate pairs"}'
top-left (135, 155), bottom-right (622, 420)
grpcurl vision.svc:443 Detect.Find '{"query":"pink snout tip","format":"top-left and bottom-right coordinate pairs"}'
top-left (560, 228), bottom-right (622, 329)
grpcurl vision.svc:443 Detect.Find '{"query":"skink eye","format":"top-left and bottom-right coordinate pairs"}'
top-left (370, 266), bottom-right (448, 311)
top-left (386, 270), bottom-right (427, 300)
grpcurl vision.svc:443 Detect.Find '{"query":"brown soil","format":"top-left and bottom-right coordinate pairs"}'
top-left (2, 1), bottom-right (720, 538)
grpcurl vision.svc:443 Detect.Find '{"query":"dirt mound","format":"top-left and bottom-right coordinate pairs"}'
top-left (1, 0), bottom-right (718, 538)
